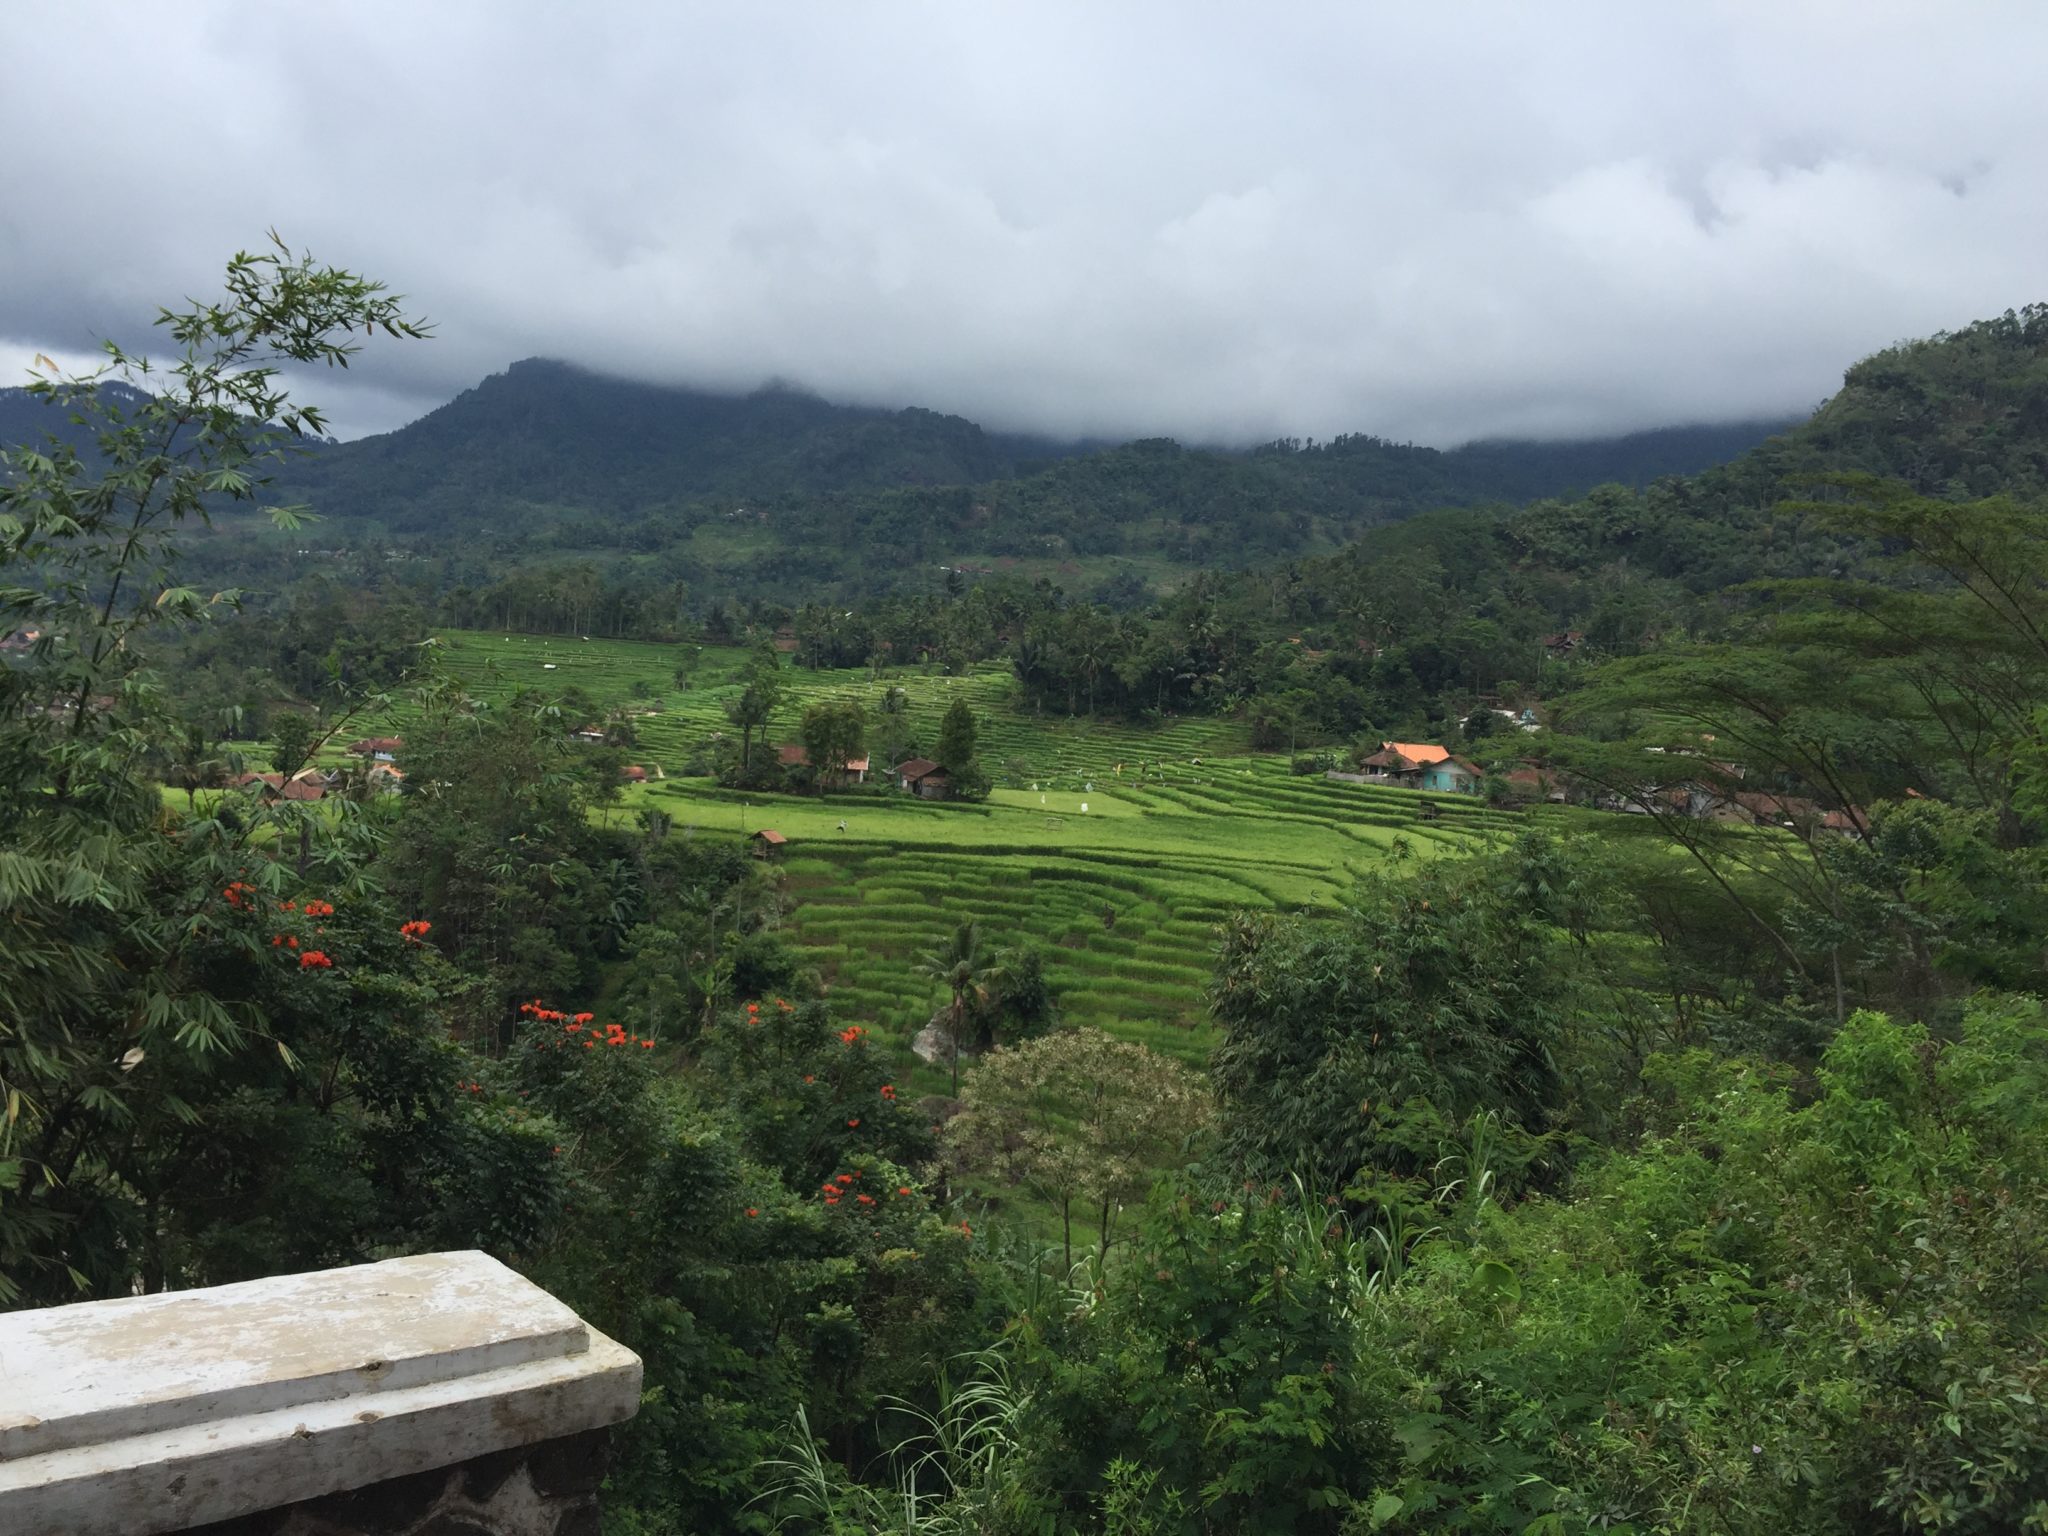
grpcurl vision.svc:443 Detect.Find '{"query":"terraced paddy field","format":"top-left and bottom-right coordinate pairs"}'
top-left (402, 631), bottom-right (1522, 1096)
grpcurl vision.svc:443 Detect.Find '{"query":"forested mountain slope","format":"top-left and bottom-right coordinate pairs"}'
top-left (961, 304), bottom-right (2048, 740)
top-left (269, 360), bottom-right (1788, 563)
top-left (0, 356), bottom-right (1797, 599)
top-left (284, 358), bottom-right (1081, 518)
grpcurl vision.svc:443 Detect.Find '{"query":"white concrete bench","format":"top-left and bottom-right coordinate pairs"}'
top-left (0, 1251), bottom-right (641, 1536)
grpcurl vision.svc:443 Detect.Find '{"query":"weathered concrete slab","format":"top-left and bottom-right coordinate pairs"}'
top-left (0, 1250), bottom-right (642, 1536)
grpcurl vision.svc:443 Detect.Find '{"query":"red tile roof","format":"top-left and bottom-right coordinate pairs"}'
top-left (1383, 741), bottom-right (1451, 764)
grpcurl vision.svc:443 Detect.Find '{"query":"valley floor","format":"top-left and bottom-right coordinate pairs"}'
top-left (424, 631), bottom-right (1521, 1090)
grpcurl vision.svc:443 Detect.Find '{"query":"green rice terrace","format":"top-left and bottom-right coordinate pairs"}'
top-left (380, 631), bottom-right (1522, 1092)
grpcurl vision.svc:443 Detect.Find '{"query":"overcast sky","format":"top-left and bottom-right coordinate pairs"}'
top-left (3, 2), bottom-right (2043, 446)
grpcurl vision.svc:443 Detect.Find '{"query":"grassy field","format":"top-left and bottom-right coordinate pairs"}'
top-left (400, 631), bottom-right (1520, 1096)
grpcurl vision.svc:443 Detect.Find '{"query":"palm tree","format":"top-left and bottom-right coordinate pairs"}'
top-left (165, 723), bottom-right (228, 811)
top-left (915, 921), bottom-right (1011, 1094)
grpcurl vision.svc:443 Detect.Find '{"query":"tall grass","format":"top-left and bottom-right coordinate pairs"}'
top-left (751, 1349), bottom-right (1032, 1535)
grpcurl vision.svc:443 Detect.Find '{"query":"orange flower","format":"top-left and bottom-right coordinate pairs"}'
top-left (641, 1039), bottom-right (655, 1049)
top-left (856, 1193), bottom-right (875, 1206)
top-left (846, 1118), bottom-right (860, 1129)
top-left (837, 1174), bottom-right (855, 1186)
top-left (745, 1207), bottom-right (759, 1218)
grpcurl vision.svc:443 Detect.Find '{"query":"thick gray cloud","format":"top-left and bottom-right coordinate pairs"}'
top-left (4, 1), bottom-right (2043, 444)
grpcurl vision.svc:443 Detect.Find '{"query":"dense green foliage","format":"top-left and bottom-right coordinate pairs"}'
top-left (1210, 838), bottom-right (1580, 1189)
top-left (5, 251), bottom-right (2046, 1536)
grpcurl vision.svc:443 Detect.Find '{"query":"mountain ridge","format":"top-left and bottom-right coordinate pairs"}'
top-left (0, 355), bottom-right (1811, 599)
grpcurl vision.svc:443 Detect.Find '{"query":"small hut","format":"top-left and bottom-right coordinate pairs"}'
top-left (749, 828), bottom-right (788, 860)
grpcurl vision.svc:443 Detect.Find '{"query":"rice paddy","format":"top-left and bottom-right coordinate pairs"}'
top-left (411, 630), bottom-right (1521, 1092)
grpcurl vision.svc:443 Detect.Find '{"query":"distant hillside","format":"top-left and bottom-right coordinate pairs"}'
top-left (287, 358), bottom-right (1085, 519)
top-left (978, 302), bottom-right (2048, 736)
top-left (253, 358), bottom-right (1795, 541)
top-left (1274, 303), bottom-right (2048, 637)
top-left (3, 355), bottom-right (1800, 599)
top-left (0, 381), bottom-right (158, 457)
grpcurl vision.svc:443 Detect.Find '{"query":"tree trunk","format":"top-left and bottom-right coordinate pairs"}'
top-left (949, 993), bottom-right (964, 1095)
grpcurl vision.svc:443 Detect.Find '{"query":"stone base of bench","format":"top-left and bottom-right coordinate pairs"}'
top-left (188, 1426), bottom-right (611, 1536)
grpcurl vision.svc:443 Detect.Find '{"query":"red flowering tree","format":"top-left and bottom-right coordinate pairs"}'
top-left (478, 994), bottom-right (980, 1534)
top-left (697, 996), bottom-right (935, 1186)
top-left (0, 241), bottom-right (428, 1303)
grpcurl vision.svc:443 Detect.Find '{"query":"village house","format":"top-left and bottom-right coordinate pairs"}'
top-left (893, 757), bottom-right (951, 798)
top-left (1358, 741), bottom-right (1482, 795)
top-left (228, 770), bottom-right (327, 802)
top-left (1504, 764), bottom-right (1568, 803)
top-left (888, 761), bottom-right (937, 794)
top-left (346, 735), bottom-right (403, 761)
top-left (776, 743), bottom-right (870, 784)
top-left (1357, 744), bottom-right (1430, 786)
top-left (1465, 706), bottom-right (1543, 734)
top-left (1419, 755), bottom-right (1483, 794)
top-left (1351, 741), bottom-right (1466, 794)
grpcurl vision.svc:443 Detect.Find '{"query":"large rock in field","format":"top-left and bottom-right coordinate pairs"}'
top-left (912, 1018), bottom-right (954, 1066)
